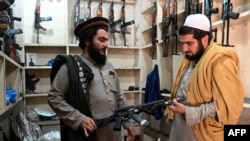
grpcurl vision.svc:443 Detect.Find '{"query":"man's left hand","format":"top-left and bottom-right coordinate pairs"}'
top-left (126, 126), bottom-right (136, 141)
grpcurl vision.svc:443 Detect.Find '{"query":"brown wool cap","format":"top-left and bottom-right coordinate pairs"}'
top-left (74, 17), bottom-right (109, 37)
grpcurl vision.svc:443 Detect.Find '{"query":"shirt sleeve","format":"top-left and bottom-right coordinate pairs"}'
top-left (185, 102), bottom-right (216, 127)
top-left (48, 64), bottom-right (86, 131)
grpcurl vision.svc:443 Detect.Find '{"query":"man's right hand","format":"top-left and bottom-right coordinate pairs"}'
top-left (80, 117), bottom-right (97, 137)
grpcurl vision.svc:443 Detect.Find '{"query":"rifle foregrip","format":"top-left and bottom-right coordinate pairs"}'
top-left (228, 11), bottom-right (239, 19)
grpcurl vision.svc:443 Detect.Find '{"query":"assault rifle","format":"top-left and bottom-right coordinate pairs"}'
top-left (74, 0), bottom-right (85, 28)
top-left (34, 0), bottom-right (52, 44)
top-left (151, 0), bottom-right (157, 59)
top-left (171, 0), bottom-right (179, 55)
top-left (184, 0), bottom-right (200, 22)
top-left (85, 0), bottom-right (91, 20)
top-left (109, 0), bottom-right (121, 46)
top-left (120, 0), bottom-right (134, 46)
top-left (204, 0), bottom-right (219, 42)
top-left (95, 96), bottom-right (185, 131)
top-left (162, 0), bottom-right (171, 57)
top-left (221, 0), bottom-right (239, 47)
top-left (97, 0), bottom-right (103, 17)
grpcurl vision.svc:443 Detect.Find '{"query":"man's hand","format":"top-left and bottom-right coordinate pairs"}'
top-left (126, 126), bottom-right (136, 141)
top-left (80, 117), bottom-right (97, 137)
top-left (169, 98), bottom-right (185, 114)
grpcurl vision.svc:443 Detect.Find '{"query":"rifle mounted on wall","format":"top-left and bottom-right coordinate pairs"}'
top-left (0, 8), bottom-right (24, 66)
top-left (151, 0), bottom-right (158, 59)
top-left (162, 0), bottom-right (171, 57)
top-left (204, 0), bottom-right (219, 42)
top-left (97, 0), bottom-right (103, 17)
top-left (85, 0), bottom-right (91, 20)
top-left (184, 0), bottom-right (200, 22)
top-left (109, 0), bottom-right (121, 46)
top-left (74, 0), bottom-right (85, 29)
top-left (221, 0), bottom-right (239, 47)
top-left (120, 0), bottom-right (134, 46)
top-left (171, 0), bottom-right (179, 55)
top-left (34, 0), bottom-right (52, 44)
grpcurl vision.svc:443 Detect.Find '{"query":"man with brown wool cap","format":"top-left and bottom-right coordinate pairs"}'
top-left (48, 16), bottom-right (136, 141)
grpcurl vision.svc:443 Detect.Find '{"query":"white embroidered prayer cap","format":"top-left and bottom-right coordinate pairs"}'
top-left (184, 14), bottom-right (210, 32)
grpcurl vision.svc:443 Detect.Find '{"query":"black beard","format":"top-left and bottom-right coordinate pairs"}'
top-left (185, 40), bottom-right (204, 61)
top-left (88, 42), bottom-right (106, 66)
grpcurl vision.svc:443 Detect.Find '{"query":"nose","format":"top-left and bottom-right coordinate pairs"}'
top-left (104, 40), bottom-right (109, 48)
top-left (182, 44), bottom-right (188, 52)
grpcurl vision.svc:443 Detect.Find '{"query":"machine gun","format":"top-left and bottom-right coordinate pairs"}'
top-left (184, 0), bottom-right (200, 22)
top-left (95, 96), bottom-right (185, 131)
top-left (204, 0), bottom-right (219, 42)
top-left (34, 0), bottom-right (52, 44)
top-left (97, 0), bottom-right (103, 17)
top-left (120, 0), bottom-right (134, 46)
top-left (74, 0), bottom-right (85, 29)
top-left (171, 0), bottom-right (179, 55)
top-left (151, 0), bottom-right (157, 59)
top-left (221, 0), bottom-right (239, 47)
top-left (162, 0), bottom-right (171, 57)
top-left (109, 0), bottom-right (121, 46)
top-left (85, 0), bottom-right (91, 20)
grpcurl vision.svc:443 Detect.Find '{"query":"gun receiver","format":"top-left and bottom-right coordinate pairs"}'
top-left (221, 0), bottom-right (239, 47)
top-left (95, 96), bottom-right (185, 131)
top-left (162, 0), bottom-right (171, 57)
top-left (120, 0), bottom-right (134, 46)
top-left (204, 0), bottom-right (219, 42)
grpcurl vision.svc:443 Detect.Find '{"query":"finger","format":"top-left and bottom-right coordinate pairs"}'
top-left (84, 127), bottom-right (89, 137)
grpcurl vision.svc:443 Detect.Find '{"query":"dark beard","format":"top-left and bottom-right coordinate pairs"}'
top-left (185, 40), bottom-right (204, 61)
top-left (88, 42), bottom-right (106, 66)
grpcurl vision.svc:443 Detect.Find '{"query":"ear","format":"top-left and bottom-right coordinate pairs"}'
top-left (85, 40), bottom-right (91, 46)
top-left (202, 35), bottom-right (209, 47)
